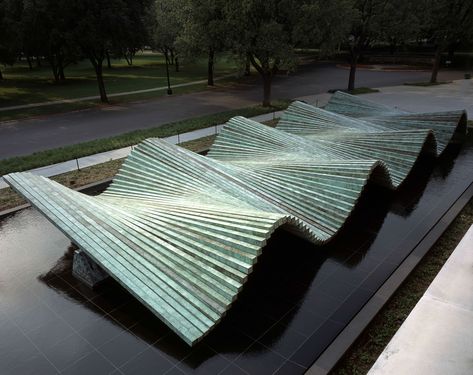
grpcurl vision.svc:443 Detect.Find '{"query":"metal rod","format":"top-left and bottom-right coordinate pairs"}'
top-left (165, 52), bottom-right (173, 95)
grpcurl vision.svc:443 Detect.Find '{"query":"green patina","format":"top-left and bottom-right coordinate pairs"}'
top-left (4, 93), bottom-right (467, 346)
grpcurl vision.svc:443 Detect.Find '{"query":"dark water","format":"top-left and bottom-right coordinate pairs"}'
top-left (1, 133), bottom-right (473, 375)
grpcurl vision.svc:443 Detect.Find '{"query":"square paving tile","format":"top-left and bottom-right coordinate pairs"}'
top-left (41, 333), bottom-right (95, 371)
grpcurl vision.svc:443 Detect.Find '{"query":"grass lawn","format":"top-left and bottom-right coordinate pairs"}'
top-left (0, 52), bottom-right (238, 106)
top-left (0, 102), bottom-right (289, 176)
top-left (404, 81), bottom-right (451, 86)
top-left (328, 87), bottom-right (380, 95)
top-left (0, 52), bottom-right (242, 121)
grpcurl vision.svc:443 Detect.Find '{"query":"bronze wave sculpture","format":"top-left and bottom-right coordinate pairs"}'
top-left (4, 92), bottom-right (467, 345)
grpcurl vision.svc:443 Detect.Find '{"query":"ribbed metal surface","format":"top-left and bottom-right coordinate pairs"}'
top-left (324, 91), bottom-right (467, 154)
top-left (325, 91), bottom-right (406, 117)
top-left (277, 102), bottom-right (438, 186)
top-left (4, 94), bottom-right (467, 346)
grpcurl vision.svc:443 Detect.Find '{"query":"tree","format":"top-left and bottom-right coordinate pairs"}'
top-left (69, 0), bottom-right (152, 103)
top-left (19, 0), bottom-right (46, 71)
top-left (177, 0), bottom-right (228, 86)
top-left (150, 0), bottom-right (186, 72)
top-left (113, 1), bottom-right (151, 66)
top-left (372, 0), bottom-right (420, 55)
top-left (420, 0), bottom-right (473, 83)
top-left (343, 0), bottom-right (389, 91)
top-left (226, 1), bottom-right (304, 107)
top-left (294, 0), bottom-right (353, 55)
top-left (0, 0), bottom-right (20, 79)
top-left (20, 0), bottom-right (80, 82)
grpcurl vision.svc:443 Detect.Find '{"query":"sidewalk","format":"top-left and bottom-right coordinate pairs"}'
top-left (0, 74), bottom-right (237, 112)
top-left (363, 78), bottom-right (473, 116)
top-left (368, 224), bottom-right (473, 375)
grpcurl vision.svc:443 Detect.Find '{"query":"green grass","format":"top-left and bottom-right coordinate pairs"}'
top-left (404, 81), bottom-right (451, 87)
top-left (0, 52), bottom-right (238, 105)
top-left (0, 76), bottom-right (244, 123)
top-left (0, 52), bottom-right (241, 121)
top-left (347, 87), bottom-right (380, 95)
top-left (332, 197), bottom-right (473, 375)
top-left (328, 87), bottom-right (380, 95)
top-left (0, 101), bottom-right (289, 176)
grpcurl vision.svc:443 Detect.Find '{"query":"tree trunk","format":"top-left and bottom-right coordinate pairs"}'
top-left (93, 61), bottom-right (108, 103)
top-left (48, 53), bottom-right (60, 82)
top-left (170, 49), bottom-right (175, 65)
top-left (36, 56), bottom-right (42, 67)
top-left (262, 73), bottom-right (272, 107)
top-left (430, 46), bottom-right (442, 84)
top-left (207, 48), bottom-right (215, 86)
top-left (164, 51), bottom-right (172, 95)
top-left (0, 69), bottom-right (3, 80)
top-left (106, 51), bottom-right (112, 69)
top-left (175, 56), bottom-right (179, 72)
top-left (245, 54), bottom-right (251, 76)
top-left (59, 64), bottom-right (65, 81)
top-left (58, 53), bottom-right (66, 81)
top-left (27, 55), bottom-right (33, 70)
top-left (52, 68), bottom-right (59, 82)
top-left (447, 45), bottom-right (455, 62)
top-left (50, 60), bottom-right (59, 82)
top-left (348, 56), bottom-right (357, 91)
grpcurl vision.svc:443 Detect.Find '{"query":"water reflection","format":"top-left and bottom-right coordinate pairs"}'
top-left (31, 180), bottom-right (395, 369)
top-left (1, 132), bottom-right (472, 374)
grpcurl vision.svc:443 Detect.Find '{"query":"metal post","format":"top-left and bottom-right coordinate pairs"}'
top-left (76, 158), bottom-right (80, 171)
top-left (165, 52), bottom-right (173, 95)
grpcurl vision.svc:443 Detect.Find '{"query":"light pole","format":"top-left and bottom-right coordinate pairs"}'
top-left (165, 51), bottom-right (173, 95)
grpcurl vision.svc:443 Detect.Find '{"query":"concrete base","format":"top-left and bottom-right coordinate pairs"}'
top-left (72, 249), bottom-right (109, 288)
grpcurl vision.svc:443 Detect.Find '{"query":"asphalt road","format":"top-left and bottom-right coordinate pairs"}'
top-left (0, 63), bottom-right (464, 159)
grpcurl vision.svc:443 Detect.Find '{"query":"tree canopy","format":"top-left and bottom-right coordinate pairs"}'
top-left (1, 0), bottom-right (472, 104)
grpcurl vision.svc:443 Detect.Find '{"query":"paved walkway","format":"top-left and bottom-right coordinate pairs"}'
top-left (368, 224), bottom-right (473, 375)
top-left (0, 74), bottom-right (236, 112)
top-left (363, 79), bottom-right (473, 116)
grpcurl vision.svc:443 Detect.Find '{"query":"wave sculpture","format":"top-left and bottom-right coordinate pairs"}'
top-left (4, 92), bottom-right (467, 346)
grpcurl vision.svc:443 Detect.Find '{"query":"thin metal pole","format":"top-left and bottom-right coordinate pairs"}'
top-left (76, 159), bottom-right (80, 171)
top-left (165, 52), bottom-right (173, 95)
